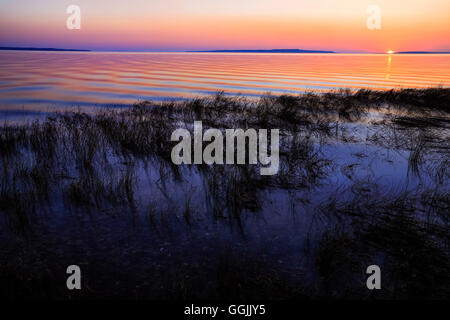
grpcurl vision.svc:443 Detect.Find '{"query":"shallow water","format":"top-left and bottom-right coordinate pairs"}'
top-left (0, 51), bottom-right (449, 114)
top-left (0, 98), bottom-right (448, 298)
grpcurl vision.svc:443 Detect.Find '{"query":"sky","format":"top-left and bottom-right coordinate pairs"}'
top-left (0, 0), bottom-right (449, 52)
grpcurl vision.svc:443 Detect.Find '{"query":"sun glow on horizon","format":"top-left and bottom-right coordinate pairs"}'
top-left (0, 0), bottom-right (449, 52)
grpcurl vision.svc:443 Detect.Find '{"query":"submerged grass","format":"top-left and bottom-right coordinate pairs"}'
top-left (0, 88), bottom-right (449, 299)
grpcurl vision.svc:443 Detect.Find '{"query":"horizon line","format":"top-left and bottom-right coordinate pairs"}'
top-left (1, 46), bottom-right (450, 54)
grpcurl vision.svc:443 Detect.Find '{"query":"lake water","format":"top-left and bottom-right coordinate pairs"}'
top-left (1, 51), bottom-right (449, 299)
top-left (0, 51), bottom-right (449, 113)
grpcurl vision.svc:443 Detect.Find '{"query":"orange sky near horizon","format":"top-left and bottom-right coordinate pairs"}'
top-left (0, 0), bottom-right (449, 52)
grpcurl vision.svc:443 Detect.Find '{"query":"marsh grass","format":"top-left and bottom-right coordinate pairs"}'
top-left (315, 186), bottom-right (450, 299)
top-left (0, 88), bottom-right (449, 299)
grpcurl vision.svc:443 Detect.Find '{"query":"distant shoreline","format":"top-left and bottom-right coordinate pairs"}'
top-left (186, 49), bottom-right (335, 53)
top-left (0, 47), bottom-right (91, 52)
top-left (395, 51), bottom-right (450, 54)
top-left (1, 47), bottom-right (449, 54)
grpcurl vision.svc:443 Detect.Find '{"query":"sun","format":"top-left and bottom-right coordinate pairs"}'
top-left (386, 50), bottom-right (395, 54)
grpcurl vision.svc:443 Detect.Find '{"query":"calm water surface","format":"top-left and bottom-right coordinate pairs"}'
top-left (0, 51), bottom-right (449, 113)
